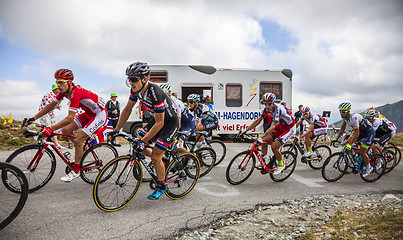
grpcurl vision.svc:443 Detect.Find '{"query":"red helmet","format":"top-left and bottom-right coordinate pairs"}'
top-left (261, 93), bottom-right (276, 104)
top-left (54, 69), bottom-right (74, 80)
top-left (301, 106), bottom-right (310, 113)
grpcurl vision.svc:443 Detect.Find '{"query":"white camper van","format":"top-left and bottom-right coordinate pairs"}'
top-left (122, 65), bottom-right (292, 139)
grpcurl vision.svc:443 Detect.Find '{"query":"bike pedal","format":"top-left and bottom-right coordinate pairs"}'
top-left (260, 168), bottom-right (269, 175)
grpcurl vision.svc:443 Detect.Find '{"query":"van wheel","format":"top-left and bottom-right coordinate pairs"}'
top-left (130, 123), bottom-right (143, 137)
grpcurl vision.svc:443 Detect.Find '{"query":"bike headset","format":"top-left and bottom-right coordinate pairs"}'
top-left (125, 62), bottom-right (151, 93)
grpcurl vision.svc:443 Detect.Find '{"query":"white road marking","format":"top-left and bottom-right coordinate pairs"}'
top-left (291, 174), bottom-right (324, 188)
top-left (195, 182), bottom-right (241, 196)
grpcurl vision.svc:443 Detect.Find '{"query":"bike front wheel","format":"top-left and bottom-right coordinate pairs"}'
top-left (226, 150), bottom-right (255, 185)
top-left (93, 155), bottom-right (142, 212)
top-left (80, 143), bottom-right (118, 184)
top-left (164, 153), bottom-right (200, 200)
top-left (322, 152), bottom-right (348, 182)
top-left (308, 145), bottom-right (331, 170)
top-left (195, 147), bottom-right (216, 177)
top-left (0, 162), bottom-right (29, 230)
top-left (5, 144), bottom-right (56, 193)
top-left (270, 151), bottom-right (297, 182)
top-left (208, 140), bottom-right (227, 166)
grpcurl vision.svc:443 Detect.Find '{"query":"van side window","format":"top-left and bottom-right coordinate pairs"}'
top-left (226, 84), bottom-right (242, 107)
top-left (150, 70), bottom-right (168, 83)
top-left (260, 82), bottom-right (283, 101)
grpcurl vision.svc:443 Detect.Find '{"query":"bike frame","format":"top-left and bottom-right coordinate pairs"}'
top-left (239, 139), bottom-right (275, 173)
top-left (27, 132), bottom-right (101, 173)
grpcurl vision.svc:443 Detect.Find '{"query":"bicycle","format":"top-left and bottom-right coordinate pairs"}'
top-left (322, 143), bottom-right (386, 182)
top-left (370, 141), bottom-right (396, 174)
top-left (384, 142), bottom-right (401, 167)
top-left (93, 133), bottom-right (200, 212)
top-left (226, 133), bottom-right (296, 185)
top-left (5, 123), bottom-right (118, 193)
top-left (282, 135), bottom-right (331, 170)
top-left (185, 131), bottom-right (226, 165)
top-left (0, 162), bottom-right (29, 230)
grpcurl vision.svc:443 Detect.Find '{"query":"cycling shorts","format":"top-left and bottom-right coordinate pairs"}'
top-left (357, 127), bottom-right (375, 149)
top-left (74, 110), bottom-right (107, 137)
top-left (270, 123), bottom-right (296, 145)
top-left (139, 117), bottom-right (179, 151)
top-left (375, 130), bottom-right (395, 146)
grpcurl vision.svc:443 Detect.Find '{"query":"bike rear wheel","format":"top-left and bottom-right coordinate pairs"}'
top-left (270, 151), bottom-right (297, 182)
top-left (283, 143), bottom-right (298, 157)
top-left (80, 143), bottom-right (118, 184)
top-left (322, 152), bottom-right (348, 182)
top-left (208, 140), bottom-right (227, 166)
top-left (308, 145), bottom-right (331, 170)
top-left (384, 145), bottom-right (401, 167)
top-left (0, 162), bottom-right (29, 230)
top-left (6, 144), bottom-right (56, 193)
top-left (93, 156), bottom-right (142, 212)
top-left (226, 150), bottom-right (255, 185)
top-left (164, 153), bottom-right (200, 200)
top-left (361, 153), bottom-right (385, 182)
top-left (382, 149), bottom-right (396, 174)
top-left (195, 147), bottom-right (216, 177)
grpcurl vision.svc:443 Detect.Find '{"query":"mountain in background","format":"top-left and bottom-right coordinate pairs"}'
top-left (331, 100), bottom-right (403, 133)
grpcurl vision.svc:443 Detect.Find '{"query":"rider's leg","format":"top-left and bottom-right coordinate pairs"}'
top-left (72, 130), bottom-right (89, 172)
top-left (151, 147), bottom-right (166, 182)
top-left (305, 132), bottom-right (313, 152)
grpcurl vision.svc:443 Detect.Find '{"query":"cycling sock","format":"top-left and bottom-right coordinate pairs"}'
top-left (157, 181), bottom-right (166, 190)
top-left (308, 147), bottom-right (313, 152)
top-left (278, 160), bottom-right (284, 167)
top-left (72, 164), bottom-right (80, 173)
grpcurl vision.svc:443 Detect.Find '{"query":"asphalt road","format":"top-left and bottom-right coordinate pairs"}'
top-left (1, 142), bottom-right (402, 240)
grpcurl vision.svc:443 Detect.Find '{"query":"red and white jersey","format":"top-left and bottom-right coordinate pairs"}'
top-left (54, 85), bottom-right (105, 116)
top-left (38, 91), bottom-right (56, 116)
top-left (271, 103), bottom-right (295, 126)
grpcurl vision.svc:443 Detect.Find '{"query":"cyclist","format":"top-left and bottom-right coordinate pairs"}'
top-left (241, 93), bottom-right (296, 175)
top-left (237, 95), bottom-right (273, 162)
top-left (295, 106), bottom-right (328, 157)
top-left (160, 83), bottom-right (196, 153)
top-left (187, 93), bottom-right (218, 147)
top-left (109, 62), bottom-right (179, 200)
top-left (332, 102), bottom-right (375, 177)
top-left (25, 69), bottom-right (107, 182)
top-left (364, 109), bottom-right (397, 154)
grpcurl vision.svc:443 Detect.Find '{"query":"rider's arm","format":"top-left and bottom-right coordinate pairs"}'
top-left (262, 121), bottom-right (278, 138)
top-left (335, 122), bottom-right (346, 139)
top-left (300, 124), bottom-right (314, 138)
top-left (141, 111), bottom-right (164, 143)
top-left (346, 127), bottom-right (359, 145)
top-left (34, 100), bottom-right (58, 120)
top-left (115, 99), bottom-right (136, 131)
top-left (245, 116), bottom-right (264, 131)
top-left (295, 118), bottom-right (303, 128)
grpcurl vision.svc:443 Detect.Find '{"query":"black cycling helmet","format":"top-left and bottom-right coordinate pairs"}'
top-left (126, 62), bottom-right (151, 77)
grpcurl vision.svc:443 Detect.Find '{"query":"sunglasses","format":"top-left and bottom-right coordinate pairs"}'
top-left (127, 76), bottom-right (142, 83)
top-left (188, 101), bottom-right (194, 104)
top-left (339, 110), bottom-right (349, 114)
top-left (55, 80), bottom-right (70, 85)
top-left (264, 102), bottom-right (274, 106)
top-left (365, 116), bottom-right (374, 120)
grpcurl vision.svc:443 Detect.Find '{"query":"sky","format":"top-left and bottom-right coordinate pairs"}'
top-left (0, 0), bottom-right (402, 124)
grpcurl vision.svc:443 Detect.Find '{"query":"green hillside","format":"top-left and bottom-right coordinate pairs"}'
top-left (332, 100), bottom-right (403, 133)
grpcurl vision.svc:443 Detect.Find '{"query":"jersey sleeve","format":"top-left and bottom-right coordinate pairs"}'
top-left (129, 89), bottom-right (138, 102)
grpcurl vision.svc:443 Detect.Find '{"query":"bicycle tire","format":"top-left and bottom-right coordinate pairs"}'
top-left (382, 149), bottom-right (396, 174)
top-left (361, 153), bottom-right (385, 182)
top-left (165, 153), bottom-right (200, 200)
top-left (195, 147), bottom-right (216, 177)
top-left (226, 150), bottom-right (255, 185)
top-left (308, 145), bottom-right (331, 170)
top-left (0, 162), bottom-right (29, 230)
top-left (208, 140), bottom-right (227, 166)
top-left (283, 143), bottom-right (298, 157)
top-left (93, 155), bottom-right (142, 212)
top-left (321, 152), bottom-right (348, 182)
top-left (5, 144), bottom-right (56, 193)
top-left (270, 151), bottom-right (296, 182)
top-left (80, 143), bottom-right (118, 184)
